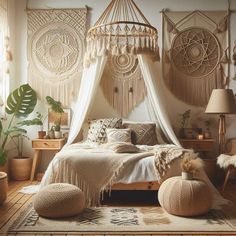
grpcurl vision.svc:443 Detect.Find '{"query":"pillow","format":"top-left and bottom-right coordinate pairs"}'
top-left (102, 142), bottom-right (140, 153)
top-left (87, 118), bottom-right (122, 143)
top-left (106, 128), bottom-right (131, 143)
top-left (123, 123), bottom-right (158, 145)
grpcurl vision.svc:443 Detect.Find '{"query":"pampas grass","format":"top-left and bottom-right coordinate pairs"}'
top-left (181, 153), bottom-right (204, 174)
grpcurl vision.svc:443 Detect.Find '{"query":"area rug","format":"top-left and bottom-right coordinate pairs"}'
top-left (8, 204), bottom-right (236, 234)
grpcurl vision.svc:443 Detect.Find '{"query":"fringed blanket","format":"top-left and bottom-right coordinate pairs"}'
top-left (40, 143), bottom-right (193, 206)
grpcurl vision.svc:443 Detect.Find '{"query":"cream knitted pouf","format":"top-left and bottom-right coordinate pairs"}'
top-left (33, 183), bottom-right (85, 218)
top-left (158, 176), bottom-right (212, 217)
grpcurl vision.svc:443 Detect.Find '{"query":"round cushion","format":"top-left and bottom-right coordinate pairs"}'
top-left (158, 176), bottom-right (212, 216)
top-left (33, 183), bottom-right (85, 218)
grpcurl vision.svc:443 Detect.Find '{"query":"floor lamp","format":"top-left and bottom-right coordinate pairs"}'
top-left (205, 89), bottom-right (236, 154)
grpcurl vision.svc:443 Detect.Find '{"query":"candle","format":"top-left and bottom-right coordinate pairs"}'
top-left (197, 134), bottom-right (204, 140)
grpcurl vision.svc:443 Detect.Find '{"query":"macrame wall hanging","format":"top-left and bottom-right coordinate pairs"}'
top-left (86, 0), bottom-right (159, 116)
top-left (162, 10), bottom-right (229, 107)
top-left (101, 54), bottom-right (146, 117)
top-left (27, 8), bottom-right (87, 106)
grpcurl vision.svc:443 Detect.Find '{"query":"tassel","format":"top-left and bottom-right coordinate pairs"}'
top-left (5, 50), bottom-right (13, 61)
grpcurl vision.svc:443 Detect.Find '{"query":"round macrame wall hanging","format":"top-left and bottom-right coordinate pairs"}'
top-left (101, 54), bottom-right (146, 117)
top-left (31, 23), bottom-right (84, 81)
top-left (165, 27), bottom-right (222, 106)
top-left (171, 27), bottom-right (220, 78)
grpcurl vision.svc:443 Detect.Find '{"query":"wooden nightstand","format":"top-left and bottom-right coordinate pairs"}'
top-left (30, 138), bottom-right (66, 181)
top-left (180, 139), bottom-right (215, 153)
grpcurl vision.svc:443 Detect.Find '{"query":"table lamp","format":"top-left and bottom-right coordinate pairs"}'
top-left (205, 89), bottom-right (236, 154)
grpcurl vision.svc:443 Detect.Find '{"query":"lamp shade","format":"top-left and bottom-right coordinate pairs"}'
top-left (205, 89), bottom-right (236, 114)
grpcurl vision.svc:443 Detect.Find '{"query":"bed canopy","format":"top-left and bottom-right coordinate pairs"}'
top-left (66, 0), bottom-right (180, 146)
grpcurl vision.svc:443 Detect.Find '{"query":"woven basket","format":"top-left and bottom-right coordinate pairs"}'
top-left (0, 172), bottom-right (8, 205)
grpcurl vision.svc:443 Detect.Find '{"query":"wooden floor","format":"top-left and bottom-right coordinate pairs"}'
top-left (1, 180), bottom-right (236, 236)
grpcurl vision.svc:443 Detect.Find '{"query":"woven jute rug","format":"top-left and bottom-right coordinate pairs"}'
top-left (8, 203), bottom-right (236, 234)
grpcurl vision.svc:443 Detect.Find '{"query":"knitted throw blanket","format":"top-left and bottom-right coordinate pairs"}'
top-left (40, 143), bottom-right (192, 206)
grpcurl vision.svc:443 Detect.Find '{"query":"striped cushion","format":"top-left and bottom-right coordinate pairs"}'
top-left (87, 118), bottom-right (122, 144)
top-left (106, 128), bottom-right (131, 143)
top-left (123, 123), bottom-right (158, 145)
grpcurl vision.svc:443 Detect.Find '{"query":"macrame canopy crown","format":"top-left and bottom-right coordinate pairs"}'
top-left (85, 0), bottom-right (159, 67)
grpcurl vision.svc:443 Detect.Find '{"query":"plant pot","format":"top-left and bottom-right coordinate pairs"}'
top-left (0, 162), bottom-right (8, 174)
top-left (0, 172), bottom-right (8, 204)
top-left (38, 131), bottom-right (46, 139)
top-left (181, 171), bottom-right (193, 180)
top-left (10, 157), bottom-right (32, 181)
top-left (54, 131), bottom-right (62, 139)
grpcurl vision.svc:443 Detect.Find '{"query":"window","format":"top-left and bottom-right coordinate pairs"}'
top-left (0, 0), bottom-right (10, 118)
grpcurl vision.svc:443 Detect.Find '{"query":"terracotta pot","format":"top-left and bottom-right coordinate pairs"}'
top-left (0, 172), bottom-right (8, 205)
top-left (10, 157), bottom-right (32, 181)
top-left (38, 131), bottom-right (46, 139)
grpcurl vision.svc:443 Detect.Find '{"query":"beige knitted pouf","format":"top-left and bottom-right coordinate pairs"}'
top-left (33, 183), bottom-right (85, 218)
top-left (158, 176), bottom-right (213, 217)
top-left (0, 172), bottom-right (8, 205)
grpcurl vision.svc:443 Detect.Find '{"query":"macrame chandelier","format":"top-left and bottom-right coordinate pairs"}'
top-left (85, 0), bottom-right (159, 66)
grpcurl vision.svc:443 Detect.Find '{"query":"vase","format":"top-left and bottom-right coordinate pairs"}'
top-left (181, 171), bottom-right (193, 180)
top-left (48, 130), bottom-right (55, 139)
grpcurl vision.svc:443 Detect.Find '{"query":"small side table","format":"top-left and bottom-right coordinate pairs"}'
top-left (30, 138), bottom-right (66, 181)
top-left (180, 139), bottom-right (215, 154)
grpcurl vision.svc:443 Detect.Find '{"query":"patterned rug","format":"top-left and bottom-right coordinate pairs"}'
top-left (8, 204), bottom-right (236, 234)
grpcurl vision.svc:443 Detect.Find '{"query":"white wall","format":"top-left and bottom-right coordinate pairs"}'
top-left (11, 0), bottom-right (236, 169)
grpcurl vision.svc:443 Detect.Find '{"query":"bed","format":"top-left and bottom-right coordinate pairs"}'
top-left (40, 118), bottom-right (214, 206)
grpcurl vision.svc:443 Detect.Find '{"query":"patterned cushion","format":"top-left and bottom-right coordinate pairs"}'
top-left (106, 128), bottom-right (131, 143)
top-left (123, 123), bottom-right (158, 145)
top-left (87, 118), bottom-right (122, 143)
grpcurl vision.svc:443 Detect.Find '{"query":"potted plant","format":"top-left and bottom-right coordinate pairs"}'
top-left (204, 119), bottom-right (212, 139)
top-left (179, 109), bottom-right (191, 138)
top-left (10, 134), bottom-right (32, 180)
top-left (46, 96), bottom-right (64, 139)
top-left (0, 84), bottom-right (38, 181)
top-left (34, 112), bottom-right (46, 139)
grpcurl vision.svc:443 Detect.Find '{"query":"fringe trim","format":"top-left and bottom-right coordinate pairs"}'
top-left (165, 65), bottom-right (224, 107)
top-left (84, 37), bottom-right (160, 68)
top-left (28, 71), bottom-right (82, 107)
top-left (50, 158), bottom-right (131, 207)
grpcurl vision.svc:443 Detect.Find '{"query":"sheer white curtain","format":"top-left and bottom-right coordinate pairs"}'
top-left (66, 55), bottom-right (107, 145)
top-left (138, 54), bottom-right (180, 146)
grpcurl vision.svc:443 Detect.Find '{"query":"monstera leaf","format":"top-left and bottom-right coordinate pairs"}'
top-left (5, 84), bottom-right (37, 117)
top-left (46, 96), bottom-right (64, 113)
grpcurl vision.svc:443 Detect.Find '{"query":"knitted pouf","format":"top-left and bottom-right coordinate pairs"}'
top-left (33, 183), bottom-right (85, 218)
top-left (158, 176), bottom-right (212, 217)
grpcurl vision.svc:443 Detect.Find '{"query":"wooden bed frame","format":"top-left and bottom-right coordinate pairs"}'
top-left (37, 173), bottom-right (160, 191)
top-left (111, 181), bottom-right (160, 190)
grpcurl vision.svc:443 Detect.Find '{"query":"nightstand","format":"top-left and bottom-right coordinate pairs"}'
top-left (180, 139), bottom-right (215, 154)
top-left (30, 138), bottom-right (66, 181)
